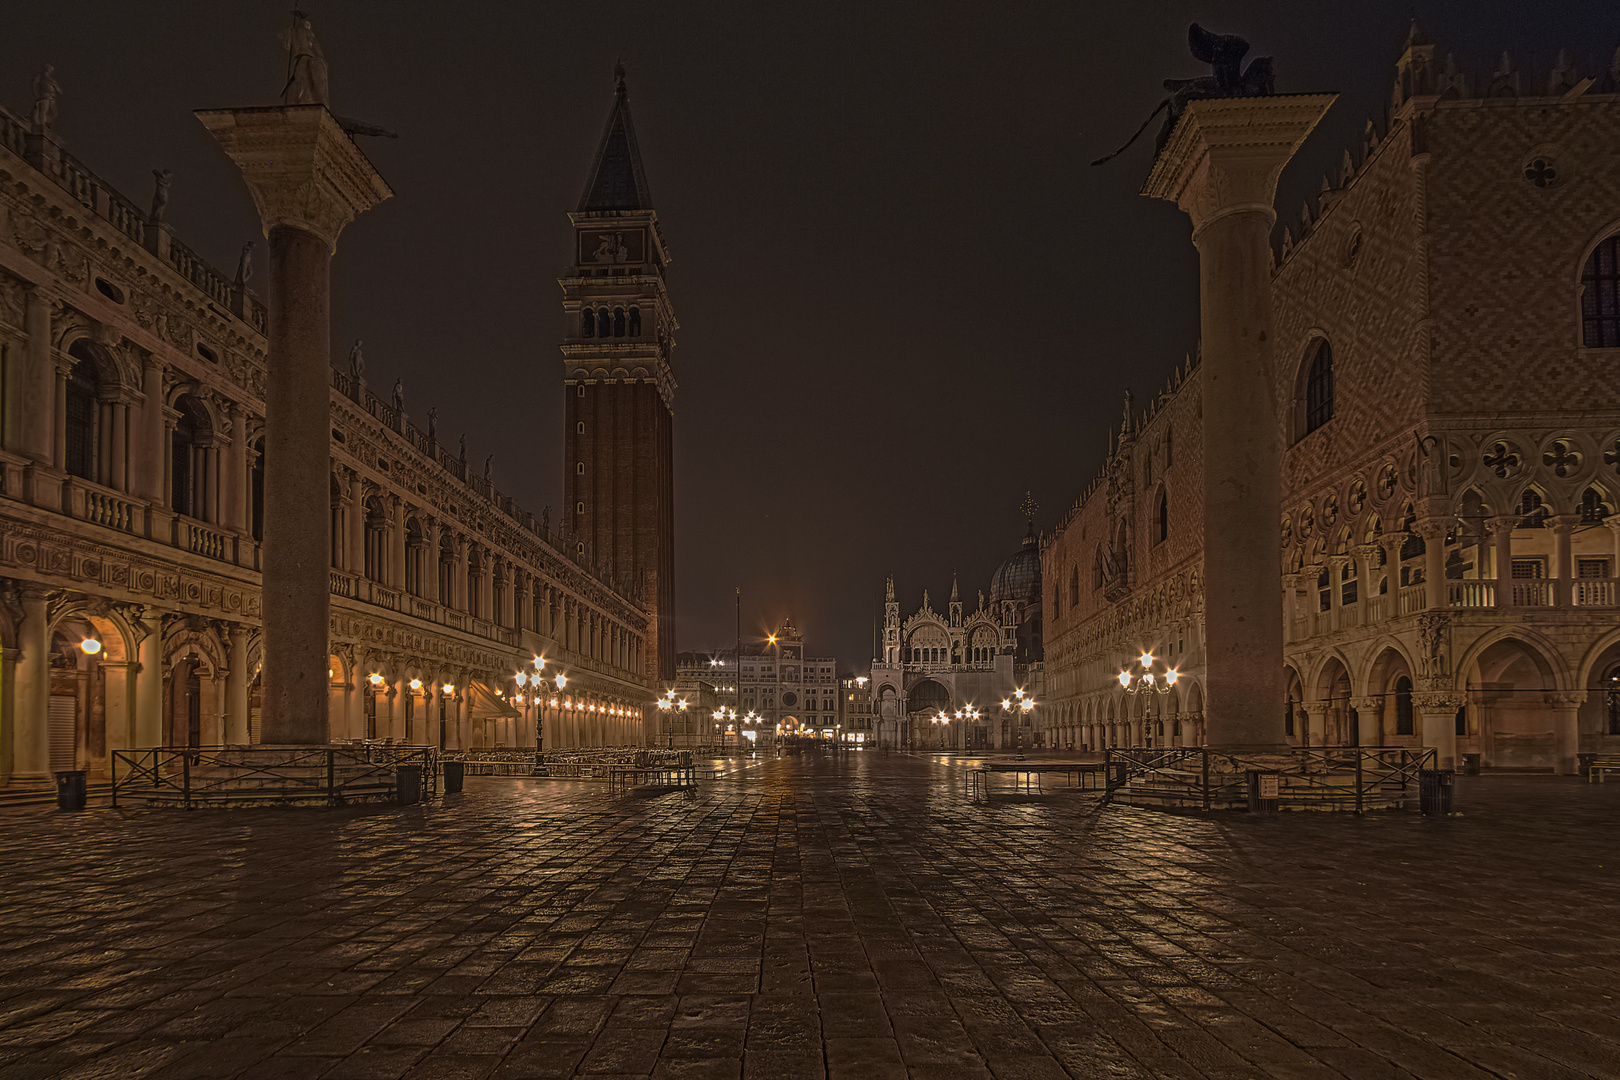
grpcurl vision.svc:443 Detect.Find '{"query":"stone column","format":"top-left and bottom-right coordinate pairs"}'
top-left (348, 470), bottom-right (365, 576)
top-left (425, 519), bottom-right (442, 604)
top-left (133, 609), bottom-right (164, 747)
top-left (224, 626), bottom-right (250, 745)
top-left (20, 289), bottom-right (55, 466)
top-left (1298, 702), bottom-right (1327, 750)
top-left (1280, 573), bottom-right (1302, 641)
top-left (12, 588), bottom-right (52, 784)
top-left (1144, 94), bottom-right (1334, 750)
top-left (1326, 554), bottom-right (1349, 631)
top-left (1550, 515), bottom-right (1578, 608)
top-left (136, 357), bottom-right (167, 502)
top-left (51, 360), bottom-right (68, 471)
top-left (198, 105), bottom-right (391, 745)
top-left (1414, 691), bottom-right (1465, 771)
top-left (1352, 544), bottom-right (1380, 621)
top-left (389, 496), bottom-right (406, 590)
top-left (1547, 691), bottom-right (1585, 775)
top-left (223, 401), bottom-right (248, 534)
top-left (1419, 520), bottom-right (1449, 610)
top-left (110, 400), bottom-right (129, 493)
top-left (1489, 517), bottom-right (1515, 611)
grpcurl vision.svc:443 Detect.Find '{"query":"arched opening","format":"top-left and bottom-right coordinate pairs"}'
top-left (170, 395), bottom-right (212, 520)
top-left (1463, 636), bottom-right (1562, 769)
top-left (438, 533), bottom-right (457, 607)
top-left (363, 493), bottom-right (388, 583)
top-left (1296, 338), bottom-right (1334, 440)
top-left (404, 517), bottom-right (425, 595)
top-left (1581, 231), bottom-right (1620, 348)
top-left (64, 343), bottom-right (103, 482)
top-left (1155, 486), bottom-right (1169, 544)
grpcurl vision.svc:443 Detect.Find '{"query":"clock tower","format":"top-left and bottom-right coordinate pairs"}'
top-left (560, 67), bottom-right (678, 684)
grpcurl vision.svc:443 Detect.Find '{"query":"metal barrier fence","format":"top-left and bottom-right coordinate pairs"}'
top-left (1102, 746), bottom-right (1439, 812)
top-left (111, 745), bottom-right (438, 808)
top-left (438, 747), bottom-right (699, 779)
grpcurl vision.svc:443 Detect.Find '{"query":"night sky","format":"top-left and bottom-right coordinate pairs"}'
top-left (10, 2), bottom-right (1613, 669)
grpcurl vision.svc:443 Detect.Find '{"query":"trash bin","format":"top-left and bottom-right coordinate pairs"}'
top-left (442, 759), bottom-right (465, 795)
top-left (1461, 753), bottom-right (1481, 776)
top-left (1418, 768), bottom-right (1454, 815)
top-left (395, 764), bottom-right (422, 805)
top-left (1247, 769), bottom-right (1281, 813)
top-left (55, 770), bottom-right (87, 811)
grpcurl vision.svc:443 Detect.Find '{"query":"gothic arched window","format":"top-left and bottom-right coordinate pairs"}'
top-left (1303, 340), bottom-right (1334, 435)
top-left (1394, 676), bottom-right (1414, 735)
top-left (64, 350), bottom-right (100, 481)
top-left (1155, 489), bottom-right (1169, 544)
top-left (582, 308), bottom-right (595, 337)
top-left (1069, 565), bottom-right (1080, 607)
top-left (1580, 486), bottom-right (1611, 524)
top-left (613, 307), bottom-right (626, 337)
top-left (1581, 233), bottom-right (1620, 348)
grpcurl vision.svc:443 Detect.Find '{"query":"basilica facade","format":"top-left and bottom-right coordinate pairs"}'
top-left (1041, 33), bottom-right (1620, 773)
top-left (869, 525), bottom-right (1045, 750)
top-left (0, 76), bottom-right (663, 788)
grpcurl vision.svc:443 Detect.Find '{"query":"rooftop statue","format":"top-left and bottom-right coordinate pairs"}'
top-left (149, 168), bottom-right (173, 224)
top-left (31, 64), bottom-right (60, 130)
top-left (1092, 23), bottom-right (1275, 167)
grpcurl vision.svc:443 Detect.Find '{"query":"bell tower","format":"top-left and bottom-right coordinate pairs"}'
top-left (560, 66), bottom-right (678, 683)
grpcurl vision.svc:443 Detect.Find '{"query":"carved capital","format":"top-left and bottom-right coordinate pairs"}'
top-left (195, 105), bottom-right (392, 249)
top-left (1544, 691), bottom-right (1587, 709)
top-left (1416, 518), bottom-right (1450, 542)
top-left (1142, 94), bottom-right (1338, 237)
top-left (1485, 516), bottom-right (1519, 536)
top-left (1413, 691), bottom-right (1466, 712)
top-left (1348, 696), bottom-right (1382, 713)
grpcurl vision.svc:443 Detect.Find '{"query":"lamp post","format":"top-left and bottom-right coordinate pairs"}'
top-left (930, 709), bottom-right (949, 750)
top-left (1117, 651), bottom-right (1176, 748)
top-left (952, 704), bottom-right (981, 752)
top-left (1001, 688), bottom-right (1037, 759)
top-left (711, 705), bottom-right (736, 753)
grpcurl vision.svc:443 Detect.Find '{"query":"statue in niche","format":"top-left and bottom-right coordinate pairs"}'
top-left (31, 65), bottom-right (60, 129)
top-left (426, 406), bottom-right (437, 440)
top-left (149, 169), bottom-right (173, 225)
top-left (281, 10), bottom-right (330, 107)
top-left (1092, 23), bottom-right (1275, 166)
top-left (234, 241), bottom-right (255, 287)
top-left (348, 339), bottom-right (364, 382)
top-left (391, 378), bottom-right (404, 412)
top-left (1415, 431), bottom-right (1447, 497)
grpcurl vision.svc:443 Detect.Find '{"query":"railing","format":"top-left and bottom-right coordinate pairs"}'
top-left (367, 582), bottom-right (401, 611)
top-left (0, 109), bottom-right (24, 156)
top-left (330, 571), bottom-right (353, 597)
top-left (1448, 580), bottom-right (1495, 609)
top-left (410, 597), bottom-right (436, 620)
top-left (1398, 583), bottom-right (1426, 615)
top-left (1511, 580), bottom-right (1552, 607)
top-left (183, 519), bottom-right (231, 562)
top-left (1363, 593), bottom-right (1387, 622)
top-left (166, 234), bottom-right (233, 308)
top-left (1574, 579), bottom-right (1618, 607)
top-left (1102, 745), bottom-right (1438, 813)
top-left (64, 476), bottom-right (142, 535)
top-left (110, 745), bottom-right (437, 808)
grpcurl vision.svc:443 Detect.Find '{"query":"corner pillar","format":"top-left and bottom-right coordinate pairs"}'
top-left (1414, 691), bottom-right (1465, 771)
top-left (1546, 691), bottom-right (1586, 775)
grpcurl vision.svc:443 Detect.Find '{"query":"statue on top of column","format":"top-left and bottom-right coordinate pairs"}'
top-left (31, 65), bottom-right (60, 130)
top-left (281, 10), bottom-right (330, 107)
top-left (348, 339), bottom-right (364, 382)
top-left (1091, 23), bottom-right (1276, 166)
top-left (391, 378), bottom-right (404, 412)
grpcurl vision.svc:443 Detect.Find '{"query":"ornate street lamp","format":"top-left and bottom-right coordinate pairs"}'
top-left (1000, 688), bottom-right (1037, 759)
top-left (1116, 652), bottom-right (1176, 747)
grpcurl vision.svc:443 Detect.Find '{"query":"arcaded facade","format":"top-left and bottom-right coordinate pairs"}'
top-left (0, 84), bottom-right (655, 788)
top-left (1042, 35), bottom-right (1620, 772)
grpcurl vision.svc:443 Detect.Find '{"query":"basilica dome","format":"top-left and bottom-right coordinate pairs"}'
top-left (989, 527), bottom-right (1042, 610)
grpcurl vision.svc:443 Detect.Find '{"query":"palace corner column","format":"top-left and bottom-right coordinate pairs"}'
top-left (196, 105), bottom-right (391, 744)
top-left (1143, 94), bottom-right (1334, 750)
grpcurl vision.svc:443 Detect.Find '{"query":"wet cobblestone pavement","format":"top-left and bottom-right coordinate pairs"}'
top-left (2, 752), bottom-right (1619, 1079)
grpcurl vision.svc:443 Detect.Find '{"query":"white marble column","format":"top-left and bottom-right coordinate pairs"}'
top-left (1550, 515), bottom-right (1577, 608)
top-left (137, 358), bottom-right (167, 503)
top-left (1490, 517), bottom-right (1515, 611)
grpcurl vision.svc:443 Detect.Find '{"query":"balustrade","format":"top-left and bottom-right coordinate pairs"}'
top-left (182, 519), bottom-right (231, 563)
top-left (1573, 579), bottom-right (1618, 607)
top-left (64, 476), bottom-right (141, 535)
top-left (1398, 583), bottom-right (1426, 615)
top-left (1364, 593), bottom-right (1387, 623)
top-left (1447, 580), bottom-right (1495, 609)
top-left (1510, 580), bottom-right (1552, 607)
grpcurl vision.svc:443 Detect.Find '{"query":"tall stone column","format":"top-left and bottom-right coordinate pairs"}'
top-left (1349, 695), bottom-right (1381, 748)
top-left (1489, 517), bottom-right (1515, 611)
top-left (1144, 94), bottom-right (1335, 750)
top-left (1550, 516), bottom-right (1577, 608)
top-left (20, 289), bottom-right (55, 466)
top-left (198, 105), bottom-right (390, 744)
top-left (134, 608), bottom-right (164, 747)
top-left (1419, 520), bottom-right (1449, 610)
top-left (136, 357), bottom-right (167, 502)
top-left (12, 588), bottom-right (52, 784)
top-left (224, 402), bottom-right (248, 534)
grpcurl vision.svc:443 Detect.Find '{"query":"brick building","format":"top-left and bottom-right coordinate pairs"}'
top-left (1041, 32), bottom-right (1620, 773)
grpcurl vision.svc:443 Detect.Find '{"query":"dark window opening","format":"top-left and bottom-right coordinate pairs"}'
top-left (1582, 234), bottom-right (1620, 348)
top-left (1394, 676), bottom-right (1414, 735)
top-left (1304, 341), bottom-right (1334, 435)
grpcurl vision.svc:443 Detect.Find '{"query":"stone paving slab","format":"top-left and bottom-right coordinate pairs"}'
top-left (2, 753), bottom-right (1619, 1078)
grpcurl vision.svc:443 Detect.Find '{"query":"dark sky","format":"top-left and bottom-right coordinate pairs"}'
top-left (11, 1), bottom-right (1614, 668)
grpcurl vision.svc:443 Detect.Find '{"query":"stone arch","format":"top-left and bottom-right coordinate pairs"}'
top-left (1291, 333), bottom-right (1334, 443)
top-left (1575, 215), bottom-right (1620, 348)
top-left (1358, 636), bottom-right (1418, 693)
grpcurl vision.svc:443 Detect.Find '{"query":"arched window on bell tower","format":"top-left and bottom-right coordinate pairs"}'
top-left (582, 308), bottom-right (595, 337)
top-left (613, 307), bottom-right (626, 337)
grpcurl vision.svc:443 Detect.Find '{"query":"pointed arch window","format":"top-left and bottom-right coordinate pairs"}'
top-left (1303, 340), bottom-right (1334, 435)
top-left (1395, 676), bottom-right (1414, 735)
top-left (1581, 233), bottom-right (1620, 348)
top-left (1517, 489), bottom-right (1548, 529)
top-left (1580, 486), bottom-right (1610, 524)
top-left (1155, 489), bottom-right (1169, 544)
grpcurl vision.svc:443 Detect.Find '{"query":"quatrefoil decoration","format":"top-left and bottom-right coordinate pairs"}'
top-left (1376, 464), bottom-right (1399, 499)
top-left (1321, 493), bottom-right (1338, 526)
top-left (1281, 516), bottom-right (1293, 547)
top-left (1299, 506), bottom-right (1314, 538)
top-left (1524, 158), bottom-right (1558, 188)
top-left (1484, 441), bottom-right (1522, 479)
top-left (1607, 439), bottom-right (1620, 475)
top-left (1347, 480), bottom-right (1367, 515)
top-left (1543, 439), bottom-right (1582, 478)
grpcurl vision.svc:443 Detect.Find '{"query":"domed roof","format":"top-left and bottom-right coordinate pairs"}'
top-left (989, 526), bottom-right (1041, 609)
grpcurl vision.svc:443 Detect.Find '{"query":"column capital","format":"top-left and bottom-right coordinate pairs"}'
top-left (1546, 514), bottom-right (1581, 534)
top-left (1413, 691), bottom-right (1466, 712)
top-left (1348, 696), bottom-right (1382, 713)
top-left (1142, 93), bottom-right (1337, 237)
top-left (195, 105), bottom-right (392, 249)
top-left (1544, 691), bottom-right (1587, 709)
top-left (1416, 518), bottom-right (1451, 542)
top-left (1485, 516), bottom-right (1519, 536)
